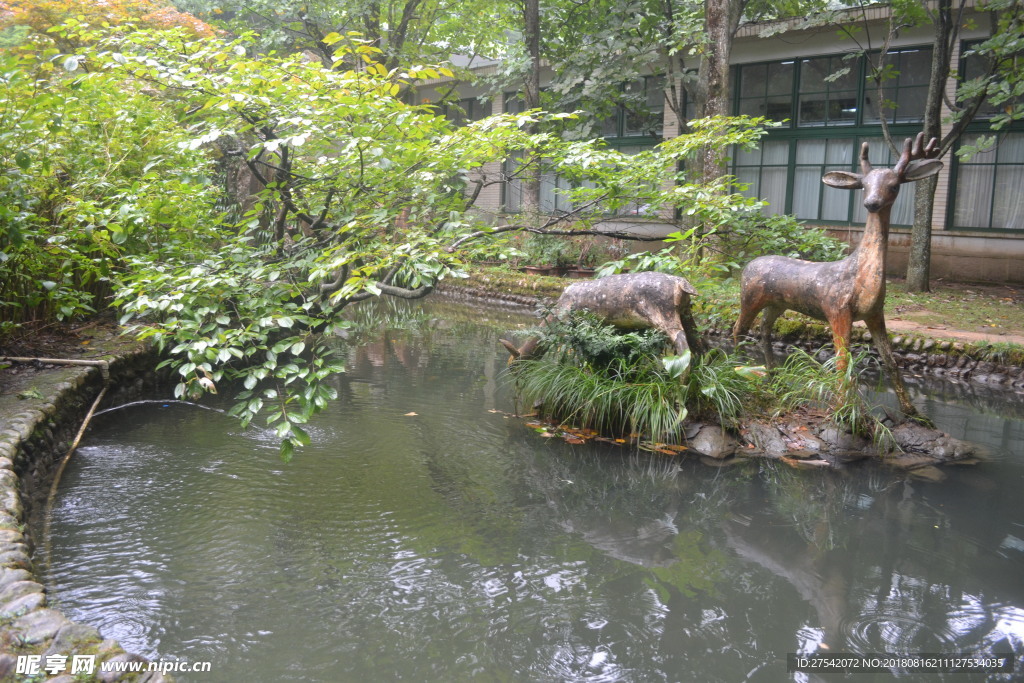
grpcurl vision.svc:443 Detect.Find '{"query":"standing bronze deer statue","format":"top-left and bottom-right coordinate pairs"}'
top-left (732, 133), bottom-right (942, 419)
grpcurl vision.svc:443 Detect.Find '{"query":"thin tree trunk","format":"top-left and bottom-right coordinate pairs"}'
top-left (520, 0), bottom-right (543, 217)
top-left (907, 174), bottom-right (938, 290)
top-left (697, 0), bottom-right (744, 222)
top-left (905, 0), bottom-right (954, 292)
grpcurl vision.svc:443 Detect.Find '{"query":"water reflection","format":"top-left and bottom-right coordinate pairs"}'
top-left (41, 298), bottom-right (1024, 682)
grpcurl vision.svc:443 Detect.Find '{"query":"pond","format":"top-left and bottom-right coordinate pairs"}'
top-left (39, 298), bottom-right (1024, 682)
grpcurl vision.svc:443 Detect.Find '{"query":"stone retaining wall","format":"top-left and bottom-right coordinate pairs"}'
top-left (0, 343), bottom-right (169, 682)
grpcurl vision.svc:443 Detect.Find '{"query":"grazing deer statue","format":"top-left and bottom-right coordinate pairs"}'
top-left (500, 271), bottom-right (707, 362)
top-left (732, 133), bottom-right (942, 419)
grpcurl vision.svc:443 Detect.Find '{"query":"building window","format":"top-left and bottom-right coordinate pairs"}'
top-left (734, 48), bottom-right (932, 129)
top-left (599, 76), bottom-right (665, 139)
top-left (737, 61), bottom-right (794, 123)
top-left (732, 136), bottom-right (917, 225)
top-left (798, 55), bottom-right (859, 127)
top-left (863, 48), bottom-right (932, 124)
top-left (792, 138), bottom-right (855, 221)
top-left (734, 140), bottom-right (789, 215)
top-left (503, 81), bottom-right (662, 215)
top-left (442, 97), bottom-right (490, 126)
top-left (953, 132), bottom-right (1024, 231)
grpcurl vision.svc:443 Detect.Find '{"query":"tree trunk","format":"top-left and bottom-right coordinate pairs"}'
top-left (905, 0), bottom-right (954, 292)
top-left (696, 0), bottom-right (744, 225)
top-left (907, 174), bottom-right (938, 290)
top-left (520, 0), bottom-right (543, 217)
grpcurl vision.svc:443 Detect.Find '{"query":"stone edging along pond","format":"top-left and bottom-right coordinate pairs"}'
top-left (0, 338), bottom-right (170, 682)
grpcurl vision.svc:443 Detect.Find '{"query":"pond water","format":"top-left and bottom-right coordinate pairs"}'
top-left (40, 299), bottom-right (1024, 682)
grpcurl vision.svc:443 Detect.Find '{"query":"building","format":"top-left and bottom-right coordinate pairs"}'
top-left (422, 5), bottom-right (1023, 283)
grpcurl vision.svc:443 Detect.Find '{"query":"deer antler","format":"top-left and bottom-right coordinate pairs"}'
top-left (859, 141), bottom-right (872, 175)
top-left (894, 132), bottom-right (939, 177)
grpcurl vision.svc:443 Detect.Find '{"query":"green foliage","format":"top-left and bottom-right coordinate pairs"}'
top-left (0, 43), bottom-right (218, 329)
top-left (714, 213), bottom-right (847, 264)
top-left (509, 313), bottom-right (762, 441)
top-left (970, 340), bottom-right (1024, 366)
top-left (1, 17), bottom-right (790, 457)
top-left (172, 0), bottom-right (514, 72)
top-left (956, 0), bottom-right (1024, 138)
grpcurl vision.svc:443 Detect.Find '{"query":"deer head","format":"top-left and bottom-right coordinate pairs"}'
top-left (821, 133), bottom-right (943, 213)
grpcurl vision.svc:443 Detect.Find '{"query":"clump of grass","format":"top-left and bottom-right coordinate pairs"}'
top-left (971, 340), bottom-right (1024, 366)
top-left (508, 313), bottom-right (764, 442)
top-left (767, 346), bottom-right (896, 450)
top-left (512, 357), bottom-right (690, 442)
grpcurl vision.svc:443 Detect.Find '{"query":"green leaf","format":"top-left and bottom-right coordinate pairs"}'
top-left (661, 351), bottom-right (692, 379)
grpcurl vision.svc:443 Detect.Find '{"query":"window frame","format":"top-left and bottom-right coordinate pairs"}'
top-left (731, 46), bottom-right (937, 228)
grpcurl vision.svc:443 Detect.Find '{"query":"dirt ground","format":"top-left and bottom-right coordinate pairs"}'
top-left (0, 315), bottom-right (124, 398)
top-left (882, 280), bottom-right (1024, 345)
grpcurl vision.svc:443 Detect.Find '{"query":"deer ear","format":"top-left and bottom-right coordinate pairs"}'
top-left (499, 339), bottom-right (521, 358)
top-left (902, 158), bottom-right (943, 182)
top-left (822, 171), bottom-right (863, 189)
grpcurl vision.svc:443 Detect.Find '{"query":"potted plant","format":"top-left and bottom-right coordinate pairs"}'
top-left (520, 234), bottom-right (562, 275)
top-left (564, 236), bottom-right (600, 278)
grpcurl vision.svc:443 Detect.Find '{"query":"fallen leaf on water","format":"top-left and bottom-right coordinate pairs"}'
top-left (404, 412), bottom-right (418, 416)
top-left (563, 436), bottom-right (585, 445)
top-left (540, 431), bottom-right (557, 438)
top-left (614, 438), bottom-right (627, 444)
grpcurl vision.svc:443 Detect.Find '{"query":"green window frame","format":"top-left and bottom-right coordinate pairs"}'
top-left (862, 48), bottom-right (932, 125)
top-left (950, 131), bottom-right (1024, 231)
top-left (734, 47), bottom-right (933, 129)
top-left (732, 48), bottom-right (934, 227)
top-left (946, 41), bottom-right (1024, 232)
top-left (798, 54), bottom-right (860, 127)
top-left (732, 133), bottom-right (918, 225)
top-left (598, 76), bottom-right (666, 139)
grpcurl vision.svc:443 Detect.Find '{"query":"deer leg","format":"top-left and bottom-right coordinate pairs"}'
top-left (732, 300), bottom-right (762, 346)
top-left (660, 324), bottom-right (691, 358)
top-left (826, 313), bottom-right (857, 407)
top-left (865, 315), bottom-right (922, 420)
top-left (759, 306), bottom-right (783, 369)
top-left (677, 304), bottom-right (706, 356)
top-left (828, 313), bottom-right (853, 374)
